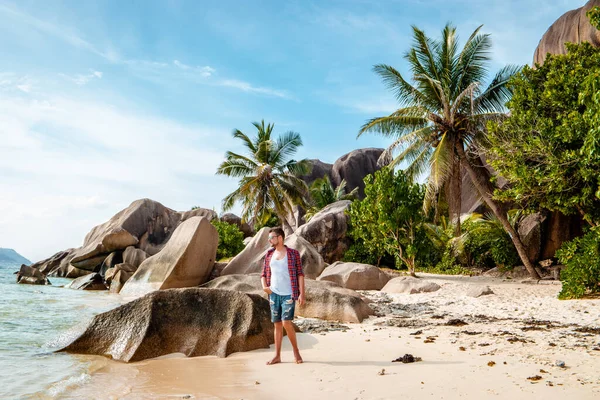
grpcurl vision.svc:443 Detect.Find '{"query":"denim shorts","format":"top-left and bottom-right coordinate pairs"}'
top-left (269, 292), bottom-right (295, 323)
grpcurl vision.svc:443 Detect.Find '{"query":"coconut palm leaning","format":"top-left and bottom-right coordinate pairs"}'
top-left (358, 23), bottom-right (540, 279)
top-left (216, 120), bottom-right (310, 233)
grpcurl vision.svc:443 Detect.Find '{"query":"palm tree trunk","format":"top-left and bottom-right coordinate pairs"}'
top-left (280, 216), bottom-right (294, 236)
top-left (456, 144), bottom-right (541, 279)
top-left (446, 138), bottom-right (462, 236)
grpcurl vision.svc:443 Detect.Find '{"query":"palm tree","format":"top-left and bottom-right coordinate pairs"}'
top-left (216, 120), bottom-right (310, 233)
top-left (304, 177), bottom-right (359, 221)
top-left (358, 23), bottom-right (540, 279)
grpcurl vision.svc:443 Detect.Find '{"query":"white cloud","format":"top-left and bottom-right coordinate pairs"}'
top-left (60, 70), bottom-right (103, 86)
top-left (173, 60), bottom-right (215, 77)
top-left (349, 99), bottom-right (398, 114)
top-left (0, 73), bottom-right (35, 93)
top-left (0, 86), bottom-right (239, 262)
top-left (219, 79), bottom-right (294, 99)
top-left (0, 3), bottom-right (118, 62)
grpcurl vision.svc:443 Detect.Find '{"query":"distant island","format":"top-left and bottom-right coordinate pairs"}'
top-left (0, 248), bottom-right (31, 266)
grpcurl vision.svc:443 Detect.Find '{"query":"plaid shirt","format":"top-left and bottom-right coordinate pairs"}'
top-left (261, 246), bottom-right (304, 300)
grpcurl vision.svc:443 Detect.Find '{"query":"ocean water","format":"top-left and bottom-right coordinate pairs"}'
top-left (0, 263), bottom-right (123, 399)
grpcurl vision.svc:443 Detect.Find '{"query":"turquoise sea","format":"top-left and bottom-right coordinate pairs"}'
top-left (0, 263), bottom-right (122, 399)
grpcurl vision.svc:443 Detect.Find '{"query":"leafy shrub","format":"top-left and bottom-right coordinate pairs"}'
top-left (253, 212), bottom-right (280, 231)
top-left (556, 227), bottom-right (600, 299)
top-left (347, 168), bottom-right (427, 275)
top-left (461, 214), bottom-right (519, 269)
top-left (211, 219), bottom-right (245, 260)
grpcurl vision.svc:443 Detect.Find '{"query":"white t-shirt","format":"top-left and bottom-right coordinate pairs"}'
top-left (269, 253), bottom-right (292, 296)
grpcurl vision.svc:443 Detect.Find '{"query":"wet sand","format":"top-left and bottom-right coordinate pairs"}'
top-left (66, 275), bottom-right (600, 399)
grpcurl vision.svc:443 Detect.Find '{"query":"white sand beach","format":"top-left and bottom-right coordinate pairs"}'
top-left (65, 274), bottom-right (600, 400)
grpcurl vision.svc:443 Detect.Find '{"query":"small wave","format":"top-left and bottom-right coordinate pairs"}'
top-left (45, 373), bottom-right (91, 398)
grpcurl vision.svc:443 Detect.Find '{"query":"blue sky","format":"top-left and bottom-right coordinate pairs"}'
top-left (0, 0), bottom-right (583, 261)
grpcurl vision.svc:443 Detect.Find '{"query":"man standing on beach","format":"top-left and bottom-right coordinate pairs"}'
top-left (261, 227), bottom-right (306, 365)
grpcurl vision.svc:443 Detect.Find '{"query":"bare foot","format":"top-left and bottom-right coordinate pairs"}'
top-left (266, 356), bottom-right (281, 365)
top-left (294, 351), bottom-right (303, 364)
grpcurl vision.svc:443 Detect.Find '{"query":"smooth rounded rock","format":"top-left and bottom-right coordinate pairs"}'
top-left (381, 276), bottom-right (441, 294)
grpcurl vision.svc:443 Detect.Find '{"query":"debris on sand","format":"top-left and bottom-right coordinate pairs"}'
top-left (446, 319), bottom-right (468, 326)
top-left (392, 354), bottom-right (422, 363)
top-left (527, 375), bottom-right (542, 381)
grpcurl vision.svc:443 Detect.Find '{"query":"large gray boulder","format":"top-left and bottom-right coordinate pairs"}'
top-left (518, 213), bottom-right (546, 263)
top-left (122, 246), bottom-right (147, 270)
top-left (109, 270), bottom-right (133, 294)
top-left (65, 273), bottom-right (107, 290)
top-left (317, 262), bottom-right (391, 290)
top-left (299, 159), bottom-right (334, 187)
top-left (202, 274), bottom-right (374, 323)
top-left (69, 199), bottom-right (181, 271)
top-left (534, 0), bottom-right (600, 65)
top-left (179, 207), bottom-right (218, 223)
top-left (220, 213), bottom-right (253, 238)
top-left (29, 249), bottom-right (74, 275)
top-left (98, 251), bottom-right (123, 278)
top-left (120, 216), bottom-right (218, 296)
top-left (381, 276), bottom-right (441, 294)
top-left (57, 288), bottom-right (275, 362)
top-left (331, 148), bottom-right (386, 198)
top-left (219, 228), bottom-right (325, 279)
top-left (42, 250), bottom-right (82, 278)
top-left (16, 265), bottom-right (50, 285)
top-left (295, 200), bottom-right (351, 263)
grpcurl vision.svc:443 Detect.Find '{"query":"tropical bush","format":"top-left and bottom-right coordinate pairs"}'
top-left (487, 42), bottom-right (600, 227)
top-left (211, 219), bottom-right (245, 261)
top-left (341, 239), bottom-right (387, 267)
top-left (424, 212), bottom-right (520, 271)
top-left (461, 213), bottom-right (519, 269)
top-left (305, 177), bottom-right (358, 221)
top-left (253, 211), bottom-right (280, 231)
top-left (555, 227), bottom-right (600, 299)
top-left (347, 168), bottom-right (427, 276)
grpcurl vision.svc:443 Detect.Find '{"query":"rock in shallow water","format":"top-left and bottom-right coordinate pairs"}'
top-left (65, 273), bottom-right (107, 290)
top-left (16, 265), bottom-right (51, 285)
top-left (57, 288), bottom-right (275, 362)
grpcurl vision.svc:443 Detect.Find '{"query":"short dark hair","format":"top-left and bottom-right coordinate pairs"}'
top-left (269, 227), bottom-right (285, 240)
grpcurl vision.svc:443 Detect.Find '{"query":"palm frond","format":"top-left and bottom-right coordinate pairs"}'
top-left (282, 158), bottom-right (311, 177)
top-left (215, 158), bottom-right (256, 177)
top-left (450, 81), bottom-right (480, 120)
top-left (372, 64), bottom-right (431, 109)
top-left (474, 64), bottom-right (522, 114)
top-left (438, 23), bottom-right (459, 91)
top-left (410, 25), bottom-right (442, 83)
top-left (232, 129), bottom-right (256, 154)
top-left (271, 131), bottom-right (303, 165)
top-left (455, 27), bottom-right (491, 95)
top-left (403, 145), bottom-right (434, 181)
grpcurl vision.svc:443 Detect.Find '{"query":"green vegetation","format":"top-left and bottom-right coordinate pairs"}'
top-left (213, 17), bottom-right (600, 296)
top-left (556, 227), bottom-right (600, 299)
top-left (211, 219), bottom-right (245, 261)
top-left (216, 120), bottom-right (310, 232)
top-left (485, 10), bottom-right (600, 297)
top-left (358, 23), bottom-right (520, 237)
top-left (347, 168), bottom-right (428, 276)
top-left (487, 43), bottom-right (600, 227)
top-left (305, 177), bottom-right (358, 221)
top-left (424, 212), bottom-right (519, 272)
